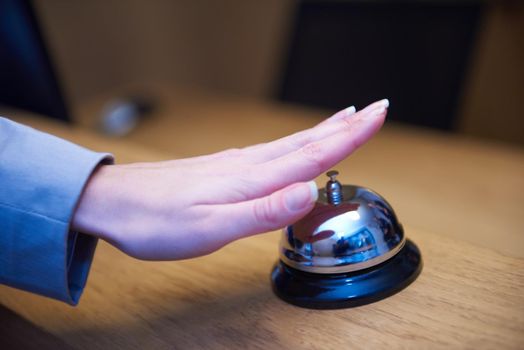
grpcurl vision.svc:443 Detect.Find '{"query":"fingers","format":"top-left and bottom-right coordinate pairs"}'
top-left (316, 105), bottom-right (356, 126)
top-left (320, 99), bottom-right (388, 126)
top-left (236, 99), bottom-right (389, 164)
top-left (170, 99), bottom-right (390, 168)
top-left (240, 106), bottom-right (387, 196)
top-left (210, 181), bottom-right (318, 240)
top-left (187, 101), bottom-right (387, 203)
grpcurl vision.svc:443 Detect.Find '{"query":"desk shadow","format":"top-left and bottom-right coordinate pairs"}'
top-left (0, 304), bottom-right (75, 350)
top-left (64, 285), bottom-right (284, 349)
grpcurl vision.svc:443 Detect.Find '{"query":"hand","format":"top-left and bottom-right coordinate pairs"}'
top-left (72, 99), bottom-right (389, 260)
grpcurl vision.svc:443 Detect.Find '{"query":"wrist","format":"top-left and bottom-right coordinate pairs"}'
top-left (71, 164), bottom-right (122, 243)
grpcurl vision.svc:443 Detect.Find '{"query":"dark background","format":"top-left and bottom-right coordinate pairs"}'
top-left (280, 1), bottom-right (482, 131)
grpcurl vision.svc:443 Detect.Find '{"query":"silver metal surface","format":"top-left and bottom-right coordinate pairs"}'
top-left (279, 172), bottom-right (405, 274)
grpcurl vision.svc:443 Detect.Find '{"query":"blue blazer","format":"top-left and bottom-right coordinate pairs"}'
top-left (0, 117), bottom-right (112, 305)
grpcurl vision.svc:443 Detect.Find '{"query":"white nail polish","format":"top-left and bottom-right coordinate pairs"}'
top-left (307, 181), bottom-right (319, 202)
top-left (380, 99), bottom-right (389, 108)
top-left (345, 106), bottom-right (356, 117)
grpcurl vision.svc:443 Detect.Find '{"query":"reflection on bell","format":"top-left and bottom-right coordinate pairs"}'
top-left (270, 170), bottom-right (422, 309)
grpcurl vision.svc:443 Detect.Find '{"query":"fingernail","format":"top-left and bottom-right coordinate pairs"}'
top-left (284, 181), bottom-right (318, 212)
top-left (379, 99), bottom-right (389, 108)
top-left (345, 105), bottom-right (356, 117)
top-left (360, 98), bottom-right (389, 116)
top-left (308, 181), bottom-right (319, 202)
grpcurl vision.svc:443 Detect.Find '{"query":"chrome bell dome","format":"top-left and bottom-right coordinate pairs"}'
top-left (280, 170), bottom-right (405, 274)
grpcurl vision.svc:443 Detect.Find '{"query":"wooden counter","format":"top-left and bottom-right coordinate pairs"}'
top-left (1, 88), bottom-right (523, 349)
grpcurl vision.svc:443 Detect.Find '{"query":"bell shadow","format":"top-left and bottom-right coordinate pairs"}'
top-left (0, 304), bottom-right (74, 349)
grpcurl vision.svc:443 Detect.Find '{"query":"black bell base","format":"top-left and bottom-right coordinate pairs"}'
top-left (270, 239), bottom-right (422, 309)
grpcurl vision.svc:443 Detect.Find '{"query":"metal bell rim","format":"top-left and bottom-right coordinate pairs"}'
top-left (280, 237), bottom-right (406, 274)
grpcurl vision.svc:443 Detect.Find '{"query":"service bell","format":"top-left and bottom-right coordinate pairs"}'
top-left (270, 170), bottom-right (422, 309)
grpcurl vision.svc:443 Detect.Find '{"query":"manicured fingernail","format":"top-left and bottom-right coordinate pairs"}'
top-left (284, 181), bottom-right (318, 212)
top-left (308, 181), bottom-right (319, 202)
top-left (345, 106), bottom-right (356, 117)
top-left (379, 99), bottom-right (389, 108)
top-left (360, 98), bottom-right (390, 116)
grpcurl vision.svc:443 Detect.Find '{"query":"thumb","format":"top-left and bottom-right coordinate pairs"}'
top-left (215, 181), bottom-right (318, 240)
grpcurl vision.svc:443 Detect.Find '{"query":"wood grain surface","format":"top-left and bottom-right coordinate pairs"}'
top-left (1, 88), bottom-right (523, 349)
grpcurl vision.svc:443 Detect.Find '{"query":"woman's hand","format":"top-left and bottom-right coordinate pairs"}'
top-left (72, 99), bottom-right (389, 260)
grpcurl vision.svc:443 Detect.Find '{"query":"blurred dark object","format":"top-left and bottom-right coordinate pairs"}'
top-left (0, 0), bottom-right (70, 122)
top-left (99, 96), bottom-right (156, 137)
top-left (279, 0), bottom-right (484, 131)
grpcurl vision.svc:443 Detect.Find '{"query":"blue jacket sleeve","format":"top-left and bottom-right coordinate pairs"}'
top-left (0, 117), bottom-right (114, 305)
